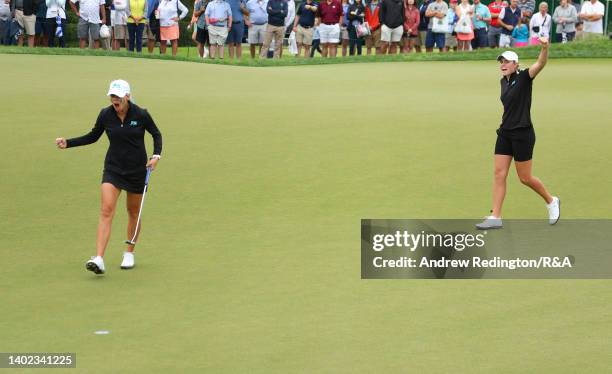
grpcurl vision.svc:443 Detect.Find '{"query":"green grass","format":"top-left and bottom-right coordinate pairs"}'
top-left (1, 36), bottom-right (611, 66)
top-left (1, 54), bottom-right (611, 373)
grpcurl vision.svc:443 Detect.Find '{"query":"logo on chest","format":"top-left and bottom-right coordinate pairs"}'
top-left (129, 120), bottom-right (138, 127)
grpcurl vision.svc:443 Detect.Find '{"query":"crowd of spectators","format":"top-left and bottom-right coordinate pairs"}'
top-left (0, 0), bottom-right (607, 58)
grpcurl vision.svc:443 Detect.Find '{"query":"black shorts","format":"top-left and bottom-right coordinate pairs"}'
top-left (195, 27), bottom-right (208, 45)
top-left (102, 170), bottom-right (145, 194)
top-left (494, 127), bottom-right (536, 162)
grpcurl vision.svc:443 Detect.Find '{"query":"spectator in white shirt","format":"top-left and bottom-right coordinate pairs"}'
top-left (579, 0), bottom-right (604, 35)
top-left (112, 0), bottom-right (128, 50)
top-left (157, 0), bottom-right (188, 55)
top-left (70, 0), bottom-right (107, 48)
top-left (46, 0), bottom-right (67, 47)
top-left (528, 1), bottom-right (550, 45)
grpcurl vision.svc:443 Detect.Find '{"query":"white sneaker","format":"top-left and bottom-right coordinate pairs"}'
top-left (86, 256), bottom-right (105, 274)
top-left (547, 196), bottom-right (560, 225)
top-left (476, 216), bottom-right (503, 230)
top-left (121, 252), bottom-right (135, 269)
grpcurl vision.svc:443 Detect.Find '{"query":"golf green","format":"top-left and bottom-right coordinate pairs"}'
top-left (1, 55), bottom-right (611, 373)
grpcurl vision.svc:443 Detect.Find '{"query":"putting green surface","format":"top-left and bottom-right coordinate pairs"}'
top-left (1, 55), bottom-right (611, 373)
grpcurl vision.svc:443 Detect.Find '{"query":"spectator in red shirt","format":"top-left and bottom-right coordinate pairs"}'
top-left (318, 0), bottom-right (343, 57)
top-left (364, 0), bottom-right (381, 54)
top-left (402, 0), bottom-right (419, 52)
top-left (488, 0), bottom-right (507, 47)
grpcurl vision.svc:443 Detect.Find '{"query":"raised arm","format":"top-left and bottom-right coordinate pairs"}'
top-left (528, 37), bottom-right (548, 79)
top-left (58, 111), bottom-right (106, 149)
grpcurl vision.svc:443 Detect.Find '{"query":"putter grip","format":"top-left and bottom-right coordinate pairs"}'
top-left (144, 168), bottom-right (152, 185)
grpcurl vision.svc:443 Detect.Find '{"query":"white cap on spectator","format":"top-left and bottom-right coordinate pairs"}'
top-left (497, 51), bottom-right (519, 63)
top-left (107, 80), bottom-right (131, 97)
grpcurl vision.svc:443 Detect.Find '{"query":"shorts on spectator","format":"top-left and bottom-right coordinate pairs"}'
top-left (114, 24), bottom-right (127, 39)
top-left (35, 16), bottom-right (45, 35)
top-left (381, 24), bottom-right (403, 42)
top-left (160, 24), bottom-right (179, 41)
top-left (196, 26), bottom-right (209, 44)
top-left (365, 27), bottom-right (381, 48)
top-left (341, 25), bottom-right (349, 40)
top-left (425, 29), bottom-right (445, 49)
top-left (208, 24), bottom-right (228, 45)
top-left (249, 23), bottom-right (266, 44)
top-left (77, 18), bottom-right (100, 40)
top-left (499, 33), bottom-right (511, 47)
top-left (226, 20), bottom-right (244, 44)
top-left (319, 23), bottom-right (340, 43)
top-left (445, 32), bottom-right (457, 48)
top-left (296, 24), bottom-right (313, 45)
top-left (15, 10), bottom-right (36, 36)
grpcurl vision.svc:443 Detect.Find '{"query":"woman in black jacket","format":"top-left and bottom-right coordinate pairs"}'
top-left (347, 0), bottom-right (365, 55)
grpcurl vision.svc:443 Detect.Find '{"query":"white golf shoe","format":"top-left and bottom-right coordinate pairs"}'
top-left (86, 256), bottom-right (105, 274)
top-left (121, 252), bottom-right (135, 269)
top-left (476, 216), bottom-right (503, 230)
top-left (547, 196), bottom-right (560, 225)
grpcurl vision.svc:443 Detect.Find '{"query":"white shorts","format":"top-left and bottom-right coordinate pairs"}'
top-left (319, 23), bottom-right (340, 43)
top-left (499, 33), bottom-right (511, 48)
top-left (381, 24), bottom-right (403, 42)
top-left (248, 23), bottom-right (267, 44)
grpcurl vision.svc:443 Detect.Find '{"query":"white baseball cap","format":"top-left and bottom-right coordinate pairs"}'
top-left (497, 51), bottom-right (519, 63)
top-left (107, 79), bottom-right (131, 97)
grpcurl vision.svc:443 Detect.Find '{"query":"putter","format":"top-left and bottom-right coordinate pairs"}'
top-left (125, 167), bottom-right (153, 245)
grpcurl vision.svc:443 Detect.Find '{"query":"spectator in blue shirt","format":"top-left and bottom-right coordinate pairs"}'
top-left (226, 0), bottom-right (248, 59)
top-left (205, 0), bottom-right (233, 58)
top-left (246, 0), bottom-right (267, 57)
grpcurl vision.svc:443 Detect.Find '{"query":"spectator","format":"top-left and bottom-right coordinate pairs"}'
top-left (293, 0), bottom-right (317, 57)
top-left (380, 0), bottom-right (404, 54)
top-left (144, 0), bottom-right (159, 53)
top-left (193, 0), bottom-right (209, 57)
top-left (206, 0), bottom-right (232, 58)
top-left (112, 0), bottom-right (128, 50)
top-left (340, 0), bottom-right (349, 56)
top-left (45, 0), bottom-right (66, 47)
top-left (310, 16), bottom-right (322, 56)
top-left (517, 0), bottom-right (533, 17)
top-left (126, 0), bottom-right (147, 52)
top-left (70, 0), bottom-right (106, 49)
top-left (158, 0), bottom-right (187, 56)
top-left (553, 0), bottom-right (577, 42)
top-left (226, 0), bottom-right (248, 59)
top-left (364, 0), bottom-right (381, 55)
top-left (246, 0), bottom-right (267, 58)
top-left (402, 0), bottom-right (418, 52)
top-left (416, 0), bottom-right (432, 51)
top-left (579, 0), bottom-right (604, 35)
top-left (511, 15), bottom-right (528, 45)
top-left (529, 1), bottom-right (550, 45)
top-left (347, 0), bottom-right (364, 55)
top-left (498, 0), bottom-right (519, 47)
top-left (455, 0), bottom-right (473, 51)
top-left (282, 0), bottom-right (295, 56)
top-left (487, 0), bottom-right (506, 48)
top-left (35, 0), bottom-right (47, 46)
top-left (317, 0), bottom-right (342, 57)
top-left (471, 0), bottom-right (490, 49)
top-left (10, 0), bottom-right (38, 46)
top-left (259, 0), bottom-right (285, 58)
top-left (424, 0), bottom-right (447, 52)
top-left (444, 0), bottom-right (457, 52)
top-left (0, 0), bottom-right (11, 45)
